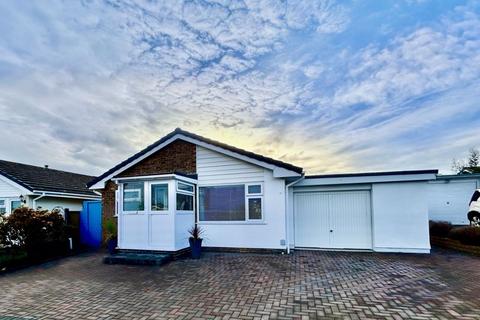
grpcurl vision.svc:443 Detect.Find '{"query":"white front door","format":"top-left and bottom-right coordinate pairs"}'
top-left (294, 190), bottom-right (372, 249)
top-left (119, 180), bottom-right (175, 251)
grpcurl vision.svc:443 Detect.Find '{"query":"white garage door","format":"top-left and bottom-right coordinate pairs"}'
top-left (294, 190), bottom-right (372, 249)
top-left (428, 180), bottom-right (477, 225)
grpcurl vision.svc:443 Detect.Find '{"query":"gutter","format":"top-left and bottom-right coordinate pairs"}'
top-left (32, 190), bottom-right (101, 200)
top-left (285, 175), bottom-right (305, 254)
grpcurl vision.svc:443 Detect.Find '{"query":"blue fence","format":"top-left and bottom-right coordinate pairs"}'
top-left (80, 200), bottom-right (102, 248)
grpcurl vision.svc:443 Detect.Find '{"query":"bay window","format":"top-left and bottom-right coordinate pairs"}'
top-left (199, 183), bottom-right (263, 222)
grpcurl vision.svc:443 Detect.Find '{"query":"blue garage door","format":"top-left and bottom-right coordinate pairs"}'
top-left (80, 201), bottom-right (102, 248)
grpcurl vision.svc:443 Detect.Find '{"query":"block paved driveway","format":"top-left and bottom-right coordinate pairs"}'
top-left (1, 249), bottom-right (480, 320)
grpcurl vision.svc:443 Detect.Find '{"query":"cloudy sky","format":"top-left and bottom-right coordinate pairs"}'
top-left (0, 0), bottom-right (479, 176)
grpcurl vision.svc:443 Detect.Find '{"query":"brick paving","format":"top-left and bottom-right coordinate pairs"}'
top-left (0, 249), bottom-right (479, 319)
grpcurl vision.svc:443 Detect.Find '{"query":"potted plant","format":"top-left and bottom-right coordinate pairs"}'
top-left (104, 218), bottom-right (117, 255)
top-left (188, 224), bottom-right (204, 259)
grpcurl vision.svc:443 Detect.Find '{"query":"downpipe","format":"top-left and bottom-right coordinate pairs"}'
top-left (285, 175), bottom-right (304, 254)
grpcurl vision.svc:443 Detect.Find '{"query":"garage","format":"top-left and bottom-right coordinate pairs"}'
top-left (294, 190), bottom-right (372, 249)
top-left (288, 170), bottom-right (438, 253)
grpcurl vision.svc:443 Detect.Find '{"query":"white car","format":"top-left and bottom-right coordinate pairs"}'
top-left (468, 189), bottom-right (480, 226)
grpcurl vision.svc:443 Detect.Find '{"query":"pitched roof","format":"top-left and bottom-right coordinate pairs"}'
top-left (0, 160), bottom-right (98, 196)
top-left (88, 128), bottom-right (303, 188)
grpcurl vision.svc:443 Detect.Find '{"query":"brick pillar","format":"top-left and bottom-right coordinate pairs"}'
top-left (101, 180), bottom-right (118, 243)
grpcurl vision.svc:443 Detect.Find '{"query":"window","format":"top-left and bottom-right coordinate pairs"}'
top-left (246, 184), bottom-right (263, 220)
top-left (248, 198), bottom-right (262, 220)
top-left (151, 184), bottom-right (168, 211)
top-left (0, 200), bottom-right (5, 215)
top-left (11, 200), bottom-right (22, 212)
top-left (123, 182), bottom-right (144, 211)
top-left (176, 181), bottom-right (194, 211)
top-left (177, 182), bottom-right (194, 193)
top-left (199, 185), bottom-right (246, 221)
top-left (247, 184), bottom-right (262, 195)
top-left (177, 193), bottom-right (194, 210)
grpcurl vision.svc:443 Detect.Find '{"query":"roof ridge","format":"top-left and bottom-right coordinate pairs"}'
top-left (88, 128), bottom-right (303, 188)
top-left (0, 159), bottom-right (95, 178)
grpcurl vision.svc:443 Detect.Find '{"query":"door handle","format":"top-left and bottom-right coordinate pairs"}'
top-left (330, 230), bottom-right (333, 232)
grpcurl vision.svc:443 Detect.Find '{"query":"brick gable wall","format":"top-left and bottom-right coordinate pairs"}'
top-left (117, 140), bottom-right (196, 177)
top-left (101, 140), bottom-right (196, 243)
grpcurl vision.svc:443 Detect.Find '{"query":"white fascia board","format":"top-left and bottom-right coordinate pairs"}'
top-left (112, 174), bottom-right (197, 184)
top-left (90, 134), bottom-right (300, 189)
top-left (296, 173), bottom-right (437, 186)
top-left (0, 173), bottom-right (32, 195)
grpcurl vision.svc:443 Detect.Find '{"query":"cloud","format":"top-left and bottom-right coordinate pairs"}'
top-left (0, 0), bottom-right (478, 177)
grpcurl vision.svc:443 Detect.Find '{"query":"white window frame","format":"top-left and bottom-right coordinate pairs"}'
top-left (114, 189), bottom-right (119, 217)
top-left (150, 182), bottom-right (169, 212)
top-left (246, 197), bottom-right (263, 221)
top-left (10, 199), bottom-right (22, 212)
top-left (176, 181), bottom-right (194, 212)
top-left (121, 182), bottom-right (146, 214)
top-left (246, 183), bottom-right (263, 196)
top-left (198, 182), bottom-right (265, 224)
top-left (245, 183), bottom-right (264, 222)
top-left (177, 181), bottom-right (194, 194)
top-left (123, 188), bottom-right (142, 202)
top-left (0, 199), bottom-right (6, 215)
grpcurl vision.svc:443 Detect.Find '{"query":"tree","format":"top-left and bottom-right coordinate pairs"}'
top-left (452, 148), bottom-right (480, 174)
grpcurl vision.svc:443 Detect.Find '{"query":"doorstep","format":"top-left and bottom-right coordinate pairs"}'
top-left (103, 252), bottom-right (172, 266)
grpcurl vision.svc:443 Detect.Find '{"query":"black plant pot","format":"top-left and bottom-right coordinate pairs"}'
top-left (189, 238), bottom-right (203, 259)
top-left (107, 238), bottom-right (117, 255)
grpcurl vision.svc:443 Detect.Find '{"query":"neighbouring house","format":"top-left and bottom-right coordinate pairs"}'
top-left (428, 174), bottom-right (480, 225)
top-left (88, 128), bottom-right (437, 254)
top-left (0, 160), bottom-right (100, 215)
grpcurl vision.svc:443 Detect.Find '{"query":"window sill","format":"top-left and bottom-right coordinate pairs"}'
top-left (198, 221), bottom-right (266, 226)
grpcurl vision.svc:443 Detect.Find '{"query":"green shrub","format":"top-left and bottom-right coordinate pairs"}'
top-left (0, 207), bottom-right (68, 260)
top-left (448, 226), bottom-right (480, 246)
top-left (104, 217), bottom-right (117, 242)
top-left (429, 220), bottom-right (453, 238)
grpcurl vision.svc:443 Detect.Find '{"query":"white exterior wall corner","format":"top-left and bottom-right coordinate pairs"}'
top-left (371, 182), bottom-right (431, 253)
top-left (196, 146), bottom-right (287, 250)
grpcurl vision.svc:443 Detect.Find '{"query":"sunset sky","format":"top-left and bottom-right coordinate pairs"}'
top-left (0, 0), bottom-right (479, 176)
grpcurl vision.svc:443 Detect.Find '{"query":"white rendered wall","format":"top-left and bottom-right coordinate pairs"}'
top-left (34, 197), bottom-right (85, 211)
top-left (371, 182), bottom-right (430, 253)
top-left (428, 179), bottom-right (478, 225)
top-left (175, 212), bottom-right (194, 250)
top-left (197, 146), bottom-right (287, 250)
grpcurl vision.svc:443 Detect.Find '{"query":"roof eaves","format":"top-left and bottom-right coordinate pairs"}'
top-left (0, 170), bottom-right (33, 192)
